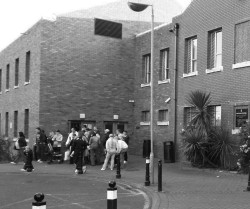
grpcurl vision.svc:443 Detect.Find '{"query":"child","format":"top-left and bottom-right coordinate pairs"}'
top-left (21, 146), bottom-right (34, 172)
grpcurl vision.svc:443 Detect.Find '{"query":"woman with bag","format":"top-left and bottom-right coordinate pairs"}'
top-left (10, 132), bottom-right (27, 164)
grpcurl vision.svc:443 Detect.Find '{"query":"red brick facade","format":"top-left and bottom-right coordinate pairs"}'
top-left (1, 0), bottom-right (250, 161)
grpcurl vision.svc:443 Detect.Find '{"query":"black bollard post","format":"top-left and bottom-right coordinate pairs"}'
top-left (145, 157), bottom-right (150, 186)
top-left (32, 193), bottom-right (46, 209)
top-left (116, 154), bottom-right (121, 179)
top-left (107, 181), bottom-right (117, 209)
top-left (158, 159), bottom-right (162, 192)
top-left (246, 165), bottom-right (250, 191)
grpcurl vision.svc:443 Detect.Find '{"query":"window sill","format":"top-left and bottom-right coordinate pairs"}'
top-left (158, 79), bottom-right (170, 85)
top-left (183, 71), bottom-right (198, 78)
top-left (206, 66), bottom-right (223, 74)
top-left (24, 81), bottom-right (30, 86)
top-left (141, 83), bottom-right (150, 88)
top-left (157, 121), bottom-right (169, 126)
top-left (5, 89), bottom-right (10, 93)
top-left (140, 122), bottom-right (150, 126)
top-left (14, 86), bottom-right (19, 89)
top-left (232, 61), bottom-right (250, 69)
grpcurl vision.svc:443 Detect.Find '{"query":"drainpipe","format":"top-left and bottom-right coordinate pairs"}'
top-left (172, 23), bottom-right (179, 162)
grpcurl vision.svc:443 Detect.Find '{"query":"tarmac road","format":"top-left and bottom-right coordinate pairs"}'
top-left (0, 169), bottom-right (147, 209)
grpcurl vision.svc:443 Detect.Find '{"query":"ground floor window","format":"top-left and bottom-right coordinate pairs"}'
top-left (208, 105), bottom-right (221, 127)
top-left (68, 120), bottom-right (96, 132)
top-left (104, 121), bottom-right (128, 134)
top-left (5, 112), bottom-right (9, 137)
top-left (235, 106), bottom-right (249, 128)
top-left (183, 107), bottom-right (196, 128)
top-left (24, 109), bottom-right (29, 138)
top-left (141, 111), bottom-right (150, 122)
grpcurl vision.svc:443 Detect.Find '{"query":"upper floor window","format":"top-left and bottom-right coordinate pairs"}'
top-left (184, 37), bottom-right (197, 75)
top-left (142, 54), bottom-right (151, 84)
top-left (158, 109), bottom-right (169, 122)
top-left (159, 48), bottom-right (169, 81)
top-left (15, 58), bottom-right (19, 87)
top-left (235, 21), bottom-right (250, 65)
top-left (6, 64), bottom-right (10, 90)
top-left (141, 110), bottom-right (150, 122)
top-left (208, 29), bottom-right (222, 69)
top-left (25, 51), bottom-right (31, 83)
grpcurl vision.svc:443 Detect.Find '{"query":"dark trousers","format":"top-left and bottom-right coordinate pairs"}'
top-left (74, 151), bottom-right (85, 171)
top-left (124, 152), bottom-right (128, 162)
top-left (37, 143), bottom-right (47, 161)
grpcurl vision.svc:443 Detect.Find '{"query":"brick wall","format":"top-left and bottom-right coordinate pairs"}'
top-left (0, 21), bottom-right (42, 143)
top-left (39, 17), bottom-right (151, 141)
top-left (133, 0), bottom-right (250, 160)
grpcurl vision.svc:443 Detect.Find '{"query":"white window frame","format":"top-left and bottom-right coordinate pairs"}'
top-left (143, 55), bottom-right (151, 85)
top-left (191, 38), bottom-right (197, 73)
top-left (214, 31), bottom-right (222, 68)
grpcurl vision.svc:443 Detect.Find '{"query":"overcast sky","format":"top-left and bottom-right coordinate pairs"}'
top-left (0, 0), bottom-right (192, 52)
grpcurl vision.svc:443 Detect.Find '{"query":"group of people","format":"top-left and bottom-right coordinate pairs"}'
top-left (65, 126), bottom-right (130, 174)
top-left (10, 126), bottom-right (130, 175)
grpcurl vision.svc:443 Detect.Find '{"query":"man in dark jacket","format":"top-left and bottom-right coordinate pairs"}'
top-left (35, 127), bottom-right (47, 163)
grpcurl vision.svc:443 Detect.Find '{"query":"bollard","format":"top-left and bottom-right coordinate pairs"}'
top-left (107, 181), bottom-right (117, 209)
top-left (116, 154), bottom-right (121, 179)
top-left (158, 159), bottom-right (162, 192)
top-left (32, 193), bottom-right (46, 209)
top-left (246, 165), bottom-right (250, 191)
top-left (145, 157), bottom-right (150, 186)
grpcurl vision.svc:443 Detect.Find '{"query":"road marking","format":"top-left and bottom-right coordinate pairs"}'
top-left (0, 197), bottom-right (33, 209)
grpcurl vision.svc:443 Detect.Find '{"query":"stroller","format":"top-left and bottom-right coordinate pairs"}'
top-left (47, 143), bottom-right (63, 164)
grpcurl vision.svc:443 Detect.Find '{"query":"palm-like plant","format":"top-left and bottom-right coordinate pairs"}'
top-left (186, 91), bottom-right (212, 139)
top-left (209, 128), bottom-right (237, 169)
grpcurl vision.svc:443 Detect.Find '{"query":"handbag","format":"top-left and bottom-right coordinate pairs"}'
top-left (64, 150), bottom-right (70, 161)
top-left (14, 140), bottom-right (20, 150)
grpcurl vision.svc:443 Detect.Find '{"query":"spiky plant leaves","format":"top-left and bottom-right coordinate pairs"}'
top-left (186, 91), bottom-right (212, 138)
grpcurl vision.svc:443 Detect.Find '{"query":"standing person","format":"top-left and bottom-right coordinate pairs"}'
top-left (10, 132), bottom-right (27, 164)
top-left (21, 146), bottom-right (34, 172)
top-left (47, 131), bottom-right (55, 164)
top-left (88, 133), bottom-right (101, 166)
top-left (70, 132), bottom-right (88, 174)
top-left (52, 130), bottom-right (63, 153)
top-left (116, 136), bottom-right (128, 169)
top-left (101, 134), bottom-right (118, 170)
top-left (123, 131), bottom-right (130, 164)
top-left (102, 129), bottom-right (110, 148)
top-left (35, 127), bottom-right (47, 163)
top-left (66, 128), bottom-right (78, 164)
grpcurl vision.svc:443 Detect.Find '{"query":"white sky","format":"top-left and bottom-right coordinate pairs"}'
top-left (0, 0), bottom-right (192, 52)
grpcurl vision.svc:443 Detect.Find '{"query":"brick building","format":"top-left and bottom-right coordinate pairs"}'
top-left (132, 0), bottom-right (250, 160)
top-left (0, 17), bottom-right (153, 143)
top-left (1, 0), bottom-right (250, 161)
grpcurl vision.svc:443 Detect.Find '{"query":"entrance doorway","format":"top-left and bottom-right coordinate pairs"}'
top-left (104, 121), bottom-right (128, 134)
top-left (68, 120), bottom-right (96, 132)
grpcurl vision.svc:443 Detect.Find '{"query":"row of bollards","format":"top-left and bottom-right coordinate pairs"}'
top-left (145, 157), bottom-right (162, 192)
top-left (31, 181), bottom-right (118, 209)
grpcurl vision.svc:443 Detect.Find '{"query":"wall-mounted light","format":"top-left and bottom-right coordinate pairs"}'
top-left (129, 100), bottom-right (135, 103)
top-left (113, 115), bottom-right (119, 120)
top-left (80, 113), bottom-right (85, 119)
top-left (165, 97), bottom-right (171, 103)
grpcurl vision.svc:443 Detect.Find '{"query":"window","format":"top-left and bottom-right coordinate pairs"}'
top-left (185, 37), bottom-right (197, 74)
top-left (208, 29), bottom-right (222, 69)
top-left (141, 111), bottom-right (150, 122)
top-left (235, 106), bottom-right (248, 128)
top-left (0, 113), bottom-right (1, 135)
top-left (14, 111), bottom-right (18, 137)
top-left (208, 105), bottom-right (221, 127)
top-left (0, 69), bottom-right (2, 92)
top-left (159, 49), bottom-right (169, 81)
top-left (158, 110), bottom-right (169, 122)
top-left (15, 58), bottom-right (19, 87)
top-left (183, 107), bottom-right (196, 127)
top-left (24, 109), bottom-right (29, 137)
top-left (6, 64), bottom-right (10, 90)
top-left (25, 51), bottom-right (31, 83)
top-left (142, 54), bottom-right (151, 84)
top-left (235, 21), bottom-right (250, 65)
top-left (5, 112), bottom-right (9, 136)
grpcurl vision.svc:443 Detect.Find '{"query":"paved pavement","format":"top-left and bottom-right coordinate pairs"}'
top-left (1, 155), bottom-right (250, 209)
